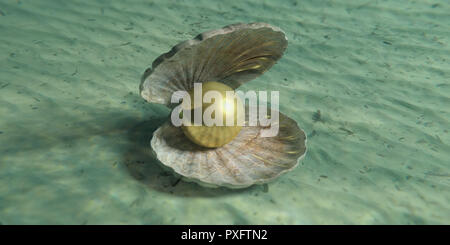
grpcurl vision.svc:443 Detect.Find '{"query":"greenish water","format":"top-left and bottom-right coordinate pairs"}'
top-left (0, 0), bottom-right (449, 224)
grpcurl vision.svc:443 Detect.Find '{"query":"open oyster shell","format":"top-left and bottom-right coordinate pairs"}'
top-left (140, 22), bottom-right (307, 188)
top-left (151, 111), bottom-right (307, 188)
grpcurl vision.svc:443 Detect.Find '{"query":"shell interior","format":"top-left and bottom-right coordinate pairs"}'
top-left (140, 22), bottom-right (288, 106)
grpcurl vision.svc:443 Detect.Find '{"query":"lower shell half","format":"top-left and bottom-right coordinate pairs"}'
top-left (150, 112), bottom-right (307, 189)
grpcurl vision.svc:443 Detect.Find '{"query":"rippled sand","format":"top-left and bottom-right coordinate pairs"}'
top-left (0, 0), bottom-right (449, 224)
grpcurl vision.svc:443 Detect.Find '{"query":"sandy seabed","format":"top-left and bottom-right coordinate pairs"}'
top-left (0, 0), bottom-right (449, 224)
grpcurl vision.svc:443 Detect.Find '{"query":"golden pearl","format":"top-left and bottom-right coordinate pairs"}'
top-left (181, 81), bottom-right (244, 148)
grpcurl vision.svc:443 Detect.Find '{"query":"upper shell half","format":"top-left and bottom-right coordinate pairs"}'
top-left (140, 22), bottom-right (288, 106)
top-left (151, 110), bottom-right (307, 188)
